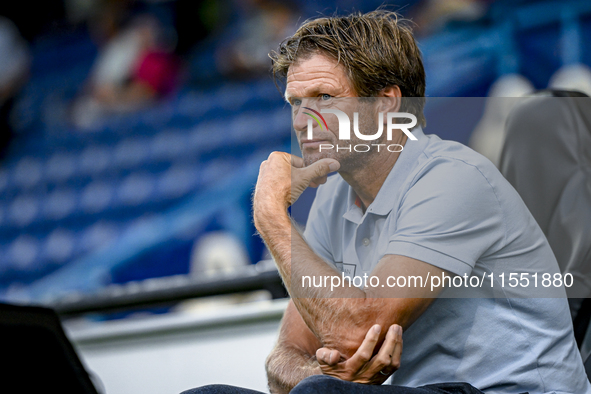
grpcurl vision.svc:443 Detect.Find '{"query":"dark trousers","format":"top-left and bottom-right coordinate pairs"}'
top-left (181, 375), bottom-right (487, 394)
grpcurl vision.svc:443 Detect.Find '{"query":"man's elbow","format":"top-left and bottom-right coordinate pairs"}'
top-left (265, 347), bottom-right (288, 394)
top-left (337, 330), bottom-right (373, 359)
top-left (324, 298), bottom-right (404, 358)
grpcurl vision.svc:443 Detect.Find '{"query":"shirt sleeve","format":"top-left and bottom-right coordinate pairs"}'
top-left (385, 158), bottom-right (506, 276)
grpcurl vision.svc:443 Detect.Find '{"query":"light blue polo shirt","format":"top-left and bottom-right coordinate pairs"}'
top-left (303, 127), bottom-right (591, 393)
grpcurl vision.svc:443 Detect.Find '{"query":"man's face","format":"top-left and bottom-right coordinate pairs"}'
top-left (286, 54), bottom-right (380, 168)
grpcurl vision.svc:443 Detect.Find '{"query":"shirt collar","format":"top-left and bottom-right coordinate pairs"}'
top-left (343, 185), bottom-right (364, 224)
top-left (343, 126), bottom-right (429, 221)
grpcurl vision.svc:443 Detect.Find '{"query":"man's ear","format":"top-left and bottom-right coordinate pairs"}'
top-left (377, 85), bottom-right (402, 113)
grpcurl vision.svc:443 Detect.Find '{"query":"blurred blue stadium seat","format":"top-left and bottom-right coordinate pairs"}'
top-left (2, 0), bottom-right (591, 305)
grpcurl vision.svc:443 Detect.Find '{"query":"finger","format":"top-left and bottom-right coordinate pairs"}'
top-left (316, 348), bottom-right (340, 366)
top-left (315, 348), bottom-right (327, 365)
top-left (267, 151), bottom-right (290, 162)
top-left (291, 155), bottom-right (305, 168)
top-left (348, 324), bottom-right (381, 368)
top-left (389, 325), bottom-right (403, 371)
top-left (370, 324), bottom-right (400, 374)
top-left (310, 175), bottom-right (328, 188)
top-left (300, 158), bottom-right (340, 183)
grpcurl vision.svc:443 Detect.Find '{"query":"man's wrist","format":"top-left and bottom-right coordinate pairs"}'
top-left (253, 198), bottom-right (290, 236)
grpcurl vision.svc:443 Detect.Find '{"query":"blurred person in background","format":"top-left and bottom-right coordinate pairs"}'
top-left (71, 6), bottom-right (180, 129)
top-left (409, 0), bottom-right (488, 36)
top-left (215, 0), bottom-right (298, 79)
top-left (188, 0), bottom-right (297, 85)
top-left (0, 16), bottom-right (29, 158)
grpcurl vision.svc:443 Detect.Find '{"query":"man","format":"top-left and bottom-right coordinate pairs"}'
top-left (184, 10), bottom-right (590, 394)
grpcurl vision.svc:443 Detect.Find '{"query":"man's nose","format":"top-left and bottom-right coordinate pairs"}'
top-left (293, 107), bottom-right (309, 132)
top-left (292, 99), bottom-right (318, 133)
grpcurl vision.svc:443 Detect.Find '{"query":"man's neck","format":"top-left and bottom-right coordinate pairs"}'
top-left (340, 134), bottom-right (408, 211)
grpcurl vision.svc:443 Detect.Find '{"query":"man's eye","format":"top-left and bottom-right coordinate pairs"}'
top-left (292, 99), bottom-right (302, 106)
top-left (321, 94), bottom-right (332, 100)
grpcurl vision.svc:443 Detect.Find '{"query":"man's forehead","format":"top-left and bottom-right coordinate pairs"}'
top-left (285, 79), bottom-right (342, 99)
top-left (285, 54), bottom-right (352, 99)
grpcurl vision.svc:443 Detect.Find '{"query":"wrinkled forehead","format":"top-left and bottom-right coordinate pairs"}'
top-left (284, 54), bottom-right (354, 101)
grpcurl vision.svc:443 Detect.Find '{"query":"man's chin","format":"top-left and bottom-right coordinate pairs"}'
top-left (303, 152), bottom-right (336, 167)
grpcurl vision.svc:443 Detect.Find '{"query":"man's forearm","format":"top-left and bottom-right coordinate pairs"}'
top-left (255, 204), bottom-right (385, 355)
top-left (255, 201), bottom-right (363, 296)
top-left (266, 343), bottom-right (321, 394)
top-left (291, 231), bottom-right (394, 356)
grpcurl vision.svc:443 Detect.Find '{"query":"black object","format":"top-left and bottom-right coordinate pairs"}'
top-left (574, 298), bottom-right (591, 349)
top-left (0, 303), bottom-right (98, 393)
top-left (500, 89), bottom-right (591, 347)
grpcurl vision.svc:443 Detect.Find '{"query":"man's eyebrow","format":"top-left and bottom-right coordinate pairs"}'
top-left (284, 91), bottom-right (293, 103)
top-left (284, 85), bottom-right (331, 103)
top-left (284, 91), bottom-right (306, 104)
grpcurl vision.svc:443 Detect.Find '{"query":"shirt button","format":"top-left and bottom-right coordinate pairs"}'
top-left (362, 238), bottom-right (370, 246)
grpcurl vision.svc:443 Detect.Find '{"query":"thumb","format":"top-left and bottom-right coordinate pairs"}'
top-left (302, 159), bottom-right (340, 182)
top-left (316, 348), bottom-right (340, 366)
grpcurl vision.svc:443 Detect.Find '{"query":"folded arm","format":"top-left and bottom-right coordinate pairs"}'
top-left (257, 206), bottom-right (444, 357)
top-left (267, 300), bottom-right (404, 393)
top-left (253, 152), bottom-right (447, 356)
top-left (266, 301), bottom-right (322, 394)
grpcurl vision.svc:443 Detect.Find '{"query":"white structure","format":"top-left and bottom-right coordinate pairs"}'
top-left (65, 299), bottom-right (288, 394)
top-left (468, 74), bottom-right (534, 168)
